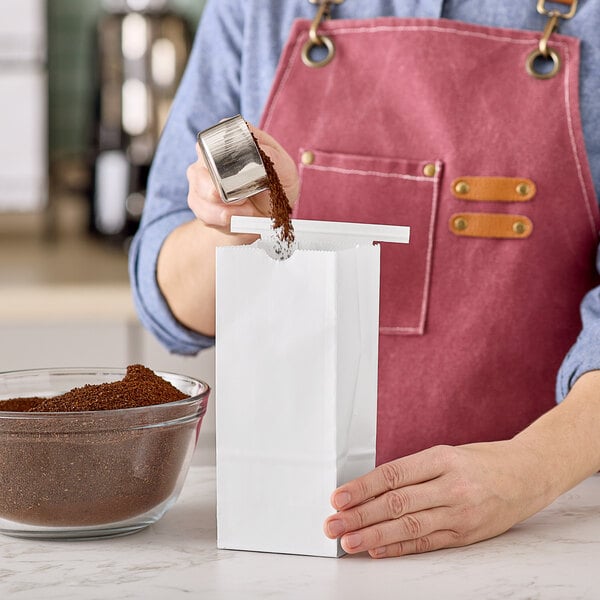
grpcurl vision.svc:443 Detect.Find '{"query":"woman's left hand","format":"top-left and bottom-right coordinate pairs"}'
top-left (323, 439), bottom-right (555, 558)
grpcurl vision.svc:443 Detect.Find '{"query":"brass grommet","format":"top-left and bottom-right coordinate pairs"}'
top-left (526, 47), bottom-right (561, 80)
top-left (453, 217), bottom-right (468, 231)
top-left (301, 35), bottom-right (336, 68)
top-left (423, 163), bottom-right (436, 177)
top-left (513, 220), bottom-right (527, 235)
top-left (301, 151), bottom-right (315, 165)
top-left (516, 182), bottom-right (530, 196)
top-left (454, 181), bottom-right (470, 195)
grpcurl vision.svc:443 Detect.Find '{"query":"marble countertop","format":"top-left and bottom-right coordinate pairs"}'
top-left (1, 467), bottom-right (599, 600)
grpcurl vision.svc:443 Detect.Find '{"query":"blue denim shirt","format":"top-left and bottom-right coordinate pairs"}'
top-left (129, 0), bottom-right (600, 402)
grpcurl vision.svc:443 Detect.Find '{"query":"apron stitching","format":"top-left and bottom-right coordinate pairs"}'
top-left (419, 160), bottom-right (442, 334)
top-left (381, 326), bottom-right (421, 333)
top-left (304, 163), bottom-right (437, 182)
top-left (297, 161), bottom-right (441, 337)
top-left (325, 24), bottom-right (570, 48)
top-left (294, 161), bottom-right (437, 219)
top-left (296, 162), bottom-right (307, 215)
top-left (561, 43), bottom-right (600, 237)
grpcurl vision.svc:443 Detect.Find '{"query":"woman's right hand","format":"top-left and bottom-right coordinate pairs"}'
top-left (186, 124), bottom-right (300, 234)
top-left (157, 123), bottom-right (299, 337)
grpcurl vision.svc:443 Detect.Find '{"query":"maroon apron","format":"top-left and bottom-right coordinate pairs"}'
top-left (259, 9), bottom-right (600, 464)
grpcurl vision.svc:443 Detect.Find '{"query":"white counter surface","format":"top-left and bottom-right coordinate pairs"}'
top-left (1, 467), bottom-right (599, 600)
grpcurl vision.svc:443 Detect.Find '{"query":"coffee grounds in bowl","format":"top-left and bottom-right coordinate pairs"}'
top-left (0, 366), bottom-right (202, 530)
top-left (0, 364), bottom-right (186, 412)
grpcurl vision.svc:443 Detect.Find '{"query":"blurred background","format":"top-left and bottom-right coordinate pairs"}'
top-left (0, 0), bottom-right (216, 463)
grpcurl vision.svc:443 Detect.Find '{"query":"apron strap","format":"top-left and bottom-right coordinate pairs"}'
top-left (302, 0), bottom-right (345, 68)
top-left (528, 0), bottom-right (579, 78)
top-left (536, 0), bottom-right (578, 23)
top-left (538, 0), bottom-right (578, 16)
top-left (301, 0), bottom-right (580, 78)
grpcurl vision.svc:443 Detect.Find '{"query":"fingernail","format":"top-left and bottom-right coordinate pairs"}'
top-left (333, 491), bottom-right (351, 509)
top-left (344, 533), bottom-right (362, 549)
top-left (371, 547), bottom-right (386, 557)
top-left (326, 519), bottom-right (345, 537)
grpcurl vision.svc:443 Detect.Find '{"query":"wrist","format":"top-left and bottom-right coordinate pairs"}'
top-left (506, 435), bottom-right (558, 512)
top-left (512, 370), bottom-right (600, 503)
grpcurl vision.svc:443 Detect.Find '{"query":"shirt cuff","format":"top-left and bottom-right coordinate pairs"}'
top-left (556, 285), bottom-right (600, 402)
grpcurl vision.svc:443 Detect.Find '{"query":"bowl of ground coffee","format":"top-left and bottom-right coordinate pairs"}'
top-left (0, 364), bottom-right (209, 540)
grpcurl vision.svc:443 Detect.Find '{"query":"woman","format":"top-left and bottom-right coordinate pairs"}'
top-left (129, 0), bottom-right (600, 558)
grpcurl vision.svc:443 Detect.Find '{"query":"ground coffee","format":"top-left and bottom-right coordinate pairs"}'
top-left (0, 365), bottom-right (201, 531)
top-left (252, 132), bottom-right (295, 251)
top-left (0, 364), bottom-right (187, 413)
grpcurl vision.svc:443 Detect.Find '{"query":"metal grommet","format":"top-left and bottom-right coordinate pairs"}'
top-left (526, 48), bottom-right (561, 80)
top-left (301, 150), bottom-right (315, 165)
top-left (301, 35), bottom-right (336, 68)
top-left (423, 163), bottom-right (436, 177)
top-left (516, 182), bottom-right (530, 196)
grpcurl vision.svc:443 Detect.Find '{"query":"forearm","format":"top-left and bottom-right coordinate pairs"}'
top-left (157, 219), bottom-right (256, 337)
top-left (513, 369), bottom-right (600, 504)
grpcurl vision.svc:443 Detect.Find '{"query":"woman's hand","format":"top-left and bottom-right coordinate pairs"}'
top-left (158, 123), bottom-right (299, 336)
top-left (186, 124), bottom-right (299, 232)
top-left (323, 439), bottom-right (556, 558)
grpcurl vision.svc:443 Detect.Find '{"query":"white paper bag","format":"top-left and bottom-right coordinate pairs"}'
top-left (215, 217), bottom-right (409, 557)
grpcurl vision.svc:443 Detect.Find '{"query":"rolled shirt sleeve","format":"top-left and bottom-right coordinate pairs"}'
top-left (557, 245), bottom-right (600, 402)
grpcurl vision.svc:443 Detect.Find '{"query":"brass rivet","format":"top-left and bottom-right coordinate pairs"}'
top-left (423, 163), bottom-right (436, 177)
top-left (513, 221), bottom-right (526, 235)
top-left (301, 151), bottom-right (315, 165)
top-left (516, 182), bottom-right (530, 196)
top-left (454, 181), bottom-right (470, 195)
top-left (453, 217), bottom-right (468, 231)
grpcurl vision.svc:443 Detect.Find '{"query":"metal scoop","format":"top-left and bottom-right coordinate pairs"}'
top-left (197, 115), bottom-right (269, 204)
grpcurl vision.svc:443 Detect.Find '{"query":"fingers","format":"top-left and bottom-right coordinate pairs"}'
top-left (188, 120), bottom-right (299, 229)
top-left (186, 160), bottom-right (225, 227)
top-left (324, 480), bottom-right (445, 540)
top-left (246, 123), bottom-right (299, 205)
top-left (368, 529), bottom-right (463, 559)
top-left (187, 160), bottom-right (220, 203)
top-left (186, 156), bottom-right (270, 228)
top-left (331, 447), bottom-right (450, 511)
top-left (324, 447), bottom-right (470, 558)
top-left (337, 507), bottom-right (456, 555)
top-left (323, 444), bottom-right (526, 558)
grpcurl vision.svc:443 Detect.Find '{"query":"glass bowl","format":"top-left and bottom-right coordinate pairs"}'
top-left (0, 367), bottom-right (210, 540)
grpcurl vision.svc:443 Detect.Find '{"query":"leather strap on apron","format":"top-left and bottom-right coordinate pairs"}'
top-left (260, 3), bottom-right (599, 463)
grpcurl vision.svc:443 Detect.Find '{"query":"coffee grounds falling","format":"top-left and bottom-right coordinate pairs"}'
top-left (251, 132), bottom-right (295, 246)
top-left (0, 365), bottom-right (201, 529)
top-left (0, 364), bottom-right (187, 413)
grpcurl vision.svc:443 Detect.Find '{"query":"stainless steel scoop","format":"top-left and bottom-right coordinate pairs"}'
top-left (197, 115), bottom-right (269, 204)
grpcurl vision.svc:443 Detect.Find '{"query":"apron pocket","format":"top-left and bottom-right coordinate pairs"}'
top-left (294, 149), bottom-right (442, 335)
